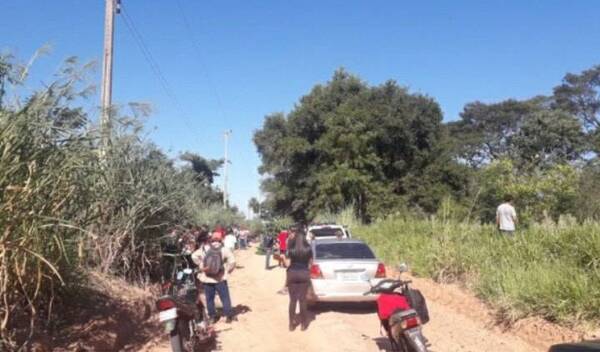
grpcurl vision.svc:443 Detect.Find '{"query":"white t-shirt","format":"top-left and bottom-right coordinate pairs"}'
top-left (497, 203), bottom-right (517, 231)
top-left (224, 234), bottom-right (237, 250)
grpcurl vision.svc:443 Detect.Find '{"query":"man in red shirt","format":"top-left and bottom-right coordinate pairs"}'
top-left (277, 230), bottom-right (289, 267)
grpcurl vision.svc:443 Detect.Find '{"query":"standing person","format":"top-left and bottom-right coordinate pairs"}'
top-left (191, 232), bottom-right (237, 323)
top-left (277, 229), bottom-right (289, 268)
top-left (497, 194), bottom-right (518, 235)
top-left (224, 230), bottom-right (237, 251)
top-left (240, 228), bottom-right (249, 249)
top-left (285, 227), bottom-right (313, 331)
top-left (277, 228), bottom-right (297, 294)
top-left (263, 232), bottom-right (275, 270)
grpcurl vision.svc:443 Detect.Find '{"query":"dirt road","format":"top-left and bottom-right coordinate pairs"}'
top-left (148, 245), bottom-right (545, 352)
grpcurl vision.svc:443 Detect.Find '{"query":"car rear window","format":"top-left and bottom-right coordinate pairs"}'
top-left (315, 243), bottom-right (375, 260)
top-left (310, 227), bottom-right (344, 238)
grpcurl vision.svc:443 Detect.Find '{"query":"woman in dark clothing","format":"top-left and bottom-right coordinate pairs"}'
top-left (285, 228), bottom-right (313, 331)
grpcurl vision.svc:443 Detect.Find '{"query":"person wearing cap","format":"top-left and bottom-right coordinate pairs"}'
top-left (191, 231), bottom-right (237, 323)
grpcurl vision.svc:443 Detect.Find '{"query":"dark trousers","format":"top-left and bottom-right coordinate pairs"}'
top-left (204, 280), bottom-right (233, 319)
top-left (265, 248), bottom-right (272, 269)
top-left (287, 269), bottom-right (310, 326)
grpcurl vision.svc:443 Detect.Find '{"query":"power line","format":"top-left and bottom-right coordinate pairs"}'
top-left (174, 0), bottom-right (228, 124)
top-left (118, 3), bottom-right (198, 133)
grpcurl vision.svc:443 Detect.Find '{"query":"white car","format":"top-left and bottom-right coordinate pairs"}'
top-left (306, 224), bottom-right (351, 241)
top-left (307, 239), bottom-right (385, 305)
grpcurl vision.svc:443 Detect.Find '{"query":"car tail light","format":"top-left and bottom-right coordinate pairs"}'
top-left (310, 264), bottom-right (323, 279)
top-left (156, 298), bottom-right (176, 311)
top-left (375, 263), bottom-right (386, 278)
top-left (400, 316), bottom-right (421, 330)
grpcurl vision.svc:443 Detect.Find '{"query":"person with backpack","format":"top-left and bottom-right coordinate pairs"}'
top-left (191, 231), bottom-right (237, 323)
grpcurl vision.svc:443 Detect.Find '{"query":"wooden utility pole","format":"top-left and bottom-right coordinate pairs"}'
top-left (223, 130), bottom-right (232, 208)
top-left (100, 0), bottom-right (119, 153)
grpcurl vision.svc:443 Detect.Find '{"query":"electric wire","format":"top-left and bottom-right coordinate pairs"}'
top-left (174, 0), bottom-right (228, 125)
top-left (118, 3), bottom-right (198, 133)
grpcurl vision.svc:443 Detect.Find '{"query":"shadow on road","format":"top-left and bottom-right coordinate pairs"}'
top-left (373, 336), bottom-right (394, 351)
top-left (309, 301), bottom-right (377, 316)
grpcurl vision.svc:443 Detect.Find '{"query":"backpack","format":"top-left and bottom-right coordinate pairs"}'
top-left (203, 247), bottom-right (224, 277)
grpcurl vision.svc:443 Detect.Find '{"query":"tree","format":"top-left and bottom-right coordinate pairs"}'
top-left (180, 152), bottom-right (223, 185)
top-left (449, 97), bottom-right (586, 168)
top-left (553, 65), bottom-right (600, 131)
top-left (553, 65), bottom-right (600, 155)
top-left (248, 197), bottom-right (261, 215)
top-left (512, 109), bottom-right (586, 167)
top-left (448, 98), bottom-right (543, 166)
top-left (254, 69), bottom-right (463, 221)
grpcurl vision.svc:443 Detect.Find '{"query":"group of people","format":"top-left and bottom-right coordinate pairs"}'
top-left (166, 194), bottom-right (517, 334)
top-left (262, 225), bottom-right (313, 331)
top-left (169, 224), bottom-right (247, 324)
top-left (221, 225), bottom-right (251, 251)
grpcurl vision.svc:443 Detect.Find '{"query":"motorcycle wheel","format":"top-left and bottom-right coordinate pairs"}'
top-left (400, 334), bottom-right (428, 352)
top-left (388, 337), bottom-right (402, 352)
top-left (169, 327), bottom-right (184, 352)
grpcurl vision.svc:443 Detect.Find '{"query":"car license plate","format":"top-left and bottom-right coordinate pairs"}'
top-left (159, 308), bottom-right (177, 322)
top-left (338, 273), bottom-right (359, 281)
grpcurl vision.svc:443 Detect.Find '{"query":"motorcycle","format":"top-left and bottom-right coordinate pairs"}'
top-left (156, 250), bottom-right (216, 352)
top-left (364, 264), bottom-right (430, 352)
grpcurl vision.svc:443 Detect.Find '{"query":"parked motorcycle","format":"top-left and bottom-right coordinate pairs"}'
top-left (156, 251), bottom-right (216, 352)
top-left (364, 264), bottom-right (429, 352)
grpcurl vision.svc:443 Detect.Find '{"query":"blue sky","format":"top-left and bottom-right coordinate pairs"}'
top-left (3, 0), bottom-right (600, 215)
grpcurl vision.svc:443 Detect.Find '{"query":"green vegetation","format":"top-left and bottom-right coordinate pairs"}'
top-left (254, 65), bottom-right (600, 328)
top-left (254, 66), bottom-right (600, 224)
top-left (0, 53), bottom-right (242, 349)
top-left (254, 69), bottom-right (467, 222)
top-left (352, 215), bottom-right (600, 325)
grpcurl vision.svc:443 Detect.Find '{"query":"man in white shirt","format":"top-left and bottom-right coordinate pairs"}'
top-left (496, 195), bottom-right (518, 235)
top-left (224, 231), bottom-right (237, 251)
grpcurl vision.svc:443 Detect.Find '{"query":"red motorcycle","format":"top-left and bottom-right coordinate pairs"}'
top-left (365, 265), bottom-right (430, 352)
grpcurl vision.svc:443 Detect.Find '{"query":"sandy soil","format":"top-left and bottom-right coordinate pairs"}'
top-left (146, 245), bottom-right (551, 352)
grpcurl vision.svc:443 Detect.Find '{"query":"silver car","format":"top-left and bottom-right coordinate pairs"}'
top-left (307, 239), bottom-right (386, 304)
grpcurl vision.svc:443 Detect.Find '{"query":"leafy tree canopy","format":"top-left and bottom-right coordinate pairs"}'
top-left (449, 97), bottom-right (587, 168)
top-left (254, 69), bottom-right (466, 222)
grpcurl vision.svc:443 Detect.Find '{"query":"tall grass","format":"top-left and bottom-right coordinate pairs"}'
top-left (353, 216), bottom-right (600, 325)
top-left (0, 54), bottom-right (241, 349)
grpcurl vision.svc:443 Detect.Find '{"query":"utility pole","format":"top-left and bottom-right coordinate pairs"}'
top-left (223, 130), bottom-right (232, 208)
top-left (100, 0), bottom-right (120, 154)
